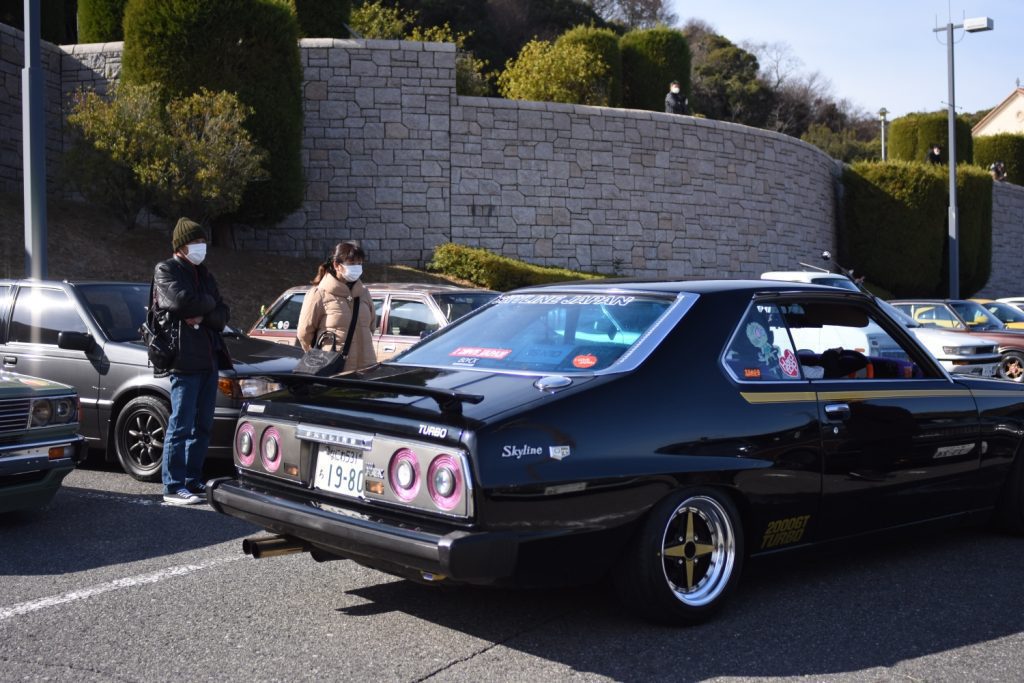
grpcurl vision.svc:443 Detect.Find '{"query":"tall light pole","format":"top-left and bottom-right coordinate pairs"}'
top-left (878, 108), bottom-right (888, 161)
top-left (23, 0), bottom-right (47, 279)
top-left (933, 16), bottom-right (993, 299)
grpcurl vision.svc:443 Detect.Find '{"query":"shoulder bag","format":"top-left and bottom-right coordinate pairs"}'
top-left (293, 297), bottom-right (360, 376)
top-left (139, 278), bottom-right (178, 374)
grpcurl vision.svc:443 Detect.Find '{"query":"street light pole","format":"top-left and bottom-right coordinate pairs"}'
top-left (878, 108), bottom-right (888, 161)
top-left (933, 16), bottom-right (993, 299)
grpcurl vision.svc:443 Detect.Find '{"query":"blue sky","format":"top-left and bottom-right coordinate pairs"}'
top-left (669, 1), bottom-right (1023, 119)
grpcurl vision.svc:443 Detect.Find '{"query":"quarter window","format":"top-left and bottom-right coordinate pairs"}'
top-left (387, 299), bottom-right (439, 337)
top-left (724, 303), bottom-right (801, 381)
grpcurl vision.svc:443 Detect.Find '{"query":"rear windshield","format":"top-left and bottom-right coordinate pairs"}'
top-left (394, 292), bottom-right (673, 374)
top-left (431, 291), bottom-right (498, 323)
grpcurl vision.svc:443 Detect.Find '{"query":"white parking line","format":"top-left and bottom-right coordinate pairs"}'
top-left (0, 555), bottom-right (243, 621)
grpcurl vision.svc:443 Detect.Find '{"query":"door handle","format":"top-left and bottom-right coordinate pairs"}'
top-left (824, 403), bottom-right (850, 420)
top-left (382, 345), bottom-right (395, 353)
top-left (3, 356), bottom-right (15, 365)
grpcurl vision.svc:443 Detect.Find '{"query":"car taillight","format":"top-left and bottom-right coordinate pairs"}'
top-left (388, 448), bottom-right (420, 501)
top-left (236, 422), bottom-right (256, 467)
top-left (427, 454), bottom-right (463, 511)
top-left (261, 427), bottom-right (282, 472)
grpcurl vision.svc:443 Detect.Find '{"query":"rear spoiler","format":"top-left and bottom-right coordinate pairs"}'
top-left (248, 372), bottom-right (484, 416)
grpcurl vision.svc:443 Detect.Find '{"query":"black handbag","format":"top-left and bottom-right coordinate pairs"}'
top-left (294, 297), bottom-right (360, 376)
top-left (140, 279), bottom-right (178, 374)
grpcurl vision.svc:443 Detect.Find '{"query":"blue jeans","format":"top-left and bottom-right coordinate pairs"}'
top-left (162, 370), bottom-right (218, 494)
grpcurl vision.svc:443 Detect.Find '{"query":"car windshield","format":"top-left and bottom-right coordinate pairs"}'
top-left (949, 301), bottom-right (1006, 331)
top-left (985, 301), bottom-right (1024, 324)
top-left (431, 291), bottom-right (498, 323)
top-left (78, 284), bottom-right (150, 342)
top-left (394, 292), bottom-right (675, 374)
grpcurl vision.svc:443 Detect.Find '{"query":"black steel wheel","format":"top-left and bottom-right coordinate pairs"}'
top-left (113, 396), bottom-right (169, 482)
top-left (999, 352), bottom-right (1024, 382)
top-left (615, 488), bottom-right (743, 625)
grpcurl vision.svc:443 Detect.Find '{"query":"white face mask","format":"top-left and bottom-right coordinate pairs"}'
top-left (184, 243), bottom-right (207, 265)
top-left (341, 264), bottom-right (363, 281)
top-left (670, 86), bottom-right (680, 94)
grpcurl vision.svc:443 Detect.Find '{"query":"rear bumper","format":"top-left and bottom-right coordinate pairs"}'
top-left (208, 477), bottom-right (541, 582)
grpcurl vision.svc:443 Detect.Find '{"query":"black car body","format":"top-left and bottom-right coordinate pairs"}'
top-left (0, 371), bottom-right (86, 513)
top-left (0, 280), bottom-right (303, 481)
top-left (209, 280), bottom-right (1024, 624)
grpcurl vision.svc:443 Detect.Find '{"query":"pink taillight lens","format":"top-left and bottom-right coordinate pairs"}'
top-left (388, 448), bottom-right (421, 501)
top-left (236, 423), bottom-right (256, 467)
top-left (260, 427), bottom-right (282, 472)
top-left (427, 454), bottom-right (463, 511)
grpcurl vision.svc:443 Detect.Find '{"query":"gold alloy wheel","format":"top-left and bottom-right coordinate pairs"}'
top-left (659, 495), bottom-right (736, 607)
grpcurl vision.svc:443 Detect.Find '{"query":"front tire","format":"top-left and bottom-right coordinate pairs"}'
top-left (113, 396), bottom-right (169, 482)
top-left (999, 352), bottom-right (1024, 382)
top-left (615, 489), bottom-right (743, 625)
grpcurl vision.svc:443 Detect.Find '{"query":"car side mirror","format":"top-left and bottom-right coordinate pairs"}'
top-left (58, 331), bottom-right (95, 353)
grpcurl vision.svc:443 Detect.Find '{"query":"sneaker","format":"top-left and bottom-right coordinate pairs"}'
top-left (162, 488), bottom-right (203, 506)
top-left (186, 481), bottom-right (207, 496)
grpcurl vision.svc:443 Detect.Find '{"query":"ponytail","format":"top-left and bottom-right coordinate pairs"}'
top-left (311, 260), bottom-right (334, 285)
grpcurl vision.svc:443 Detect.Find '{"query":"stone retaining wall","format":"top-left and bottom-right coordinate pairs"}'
top-left (977, 181), bottom-right (1024, 298)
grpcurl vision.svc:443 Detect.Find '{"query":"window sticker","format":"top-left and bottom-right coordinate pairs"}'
top-left (778, 348), bottom-right (800, 377)
top-left (450, 346), bottom-right (512, 360)
top-left (495, 294), bottom-right (636, 306)
top-left (743, 368), bottom-right (762, 379)
top-left (572, 354), bottom-right (598, 369)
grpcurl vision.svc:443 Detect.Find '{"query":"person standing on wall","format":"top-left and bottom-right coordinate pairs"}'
top-left (665, 80), bottom-right (689, 115)
top-left (926, 143), bottom-right (943, 164)
top-left (154, 218), bottom-right (232, 506)
top-left (297, 241), bottom-right (377, 371)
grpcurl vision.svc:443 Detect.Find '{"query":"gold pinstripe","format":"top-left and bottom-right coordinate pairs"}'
top-left (740, 388), bottom-right (981, 404)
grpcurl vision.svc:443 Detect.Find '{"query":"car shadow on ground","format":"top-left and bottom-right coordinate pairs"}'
top-left (0, 483), bottom-right (259, 576)
top-left (330, 526), bottom-right (1024, 681)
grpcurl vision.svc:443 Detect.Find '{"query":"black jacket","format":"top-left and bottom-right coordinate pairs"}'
top-left (665, 91), bottom-right (688, 115)
top-left (153, 256), bottom-right (232, 374)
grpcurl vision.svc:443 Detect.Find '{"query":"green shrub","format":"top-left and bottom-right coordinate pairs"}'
top-left (65, 83), bottom-right (268, 229)
top-left (974, 133), bottom-right (1024, 185)
top-left (842, 161), bottom-right (991, 297)
top-left (428, 243), bottom-right (602, 290)
top-left (556, 25), bottom-right (623, 107)
top-left (619, 27), bottom-right (689, 112)
top-left (888, 111), bottom-right (973, 164)
top-left (122, 0), bottom-right (303, 224)
top-left (77, 0), bottom-right (128, 42)
top-left (497, 38), bottom-right (610, 106)
top-left (289, 0), bottom-right (350, 38)
top-left (349, 0), bottom-right (410, 39)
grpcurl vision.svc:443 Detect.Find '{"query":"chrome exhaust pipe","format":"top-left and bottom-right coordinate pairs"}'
top-left (242, 534), bottom-right (309, 559)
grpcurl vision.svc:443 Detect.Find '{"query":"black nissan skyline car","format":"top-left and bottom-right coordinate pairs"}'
top-left (208, 279), bottom-right (1024, 624)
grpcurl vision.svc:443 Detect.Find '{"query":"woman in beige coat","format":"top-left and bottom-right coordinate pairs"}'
top-left (296, 241), bottom-right (377, 372)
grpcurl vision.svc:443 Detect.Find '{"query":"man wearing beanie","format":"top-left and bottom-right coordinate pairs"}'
top-left (153, 217), bottom-right (232, 505)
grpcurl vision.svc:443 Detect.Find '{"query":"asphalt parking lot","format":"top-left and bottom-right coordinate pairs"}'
top-left (2, 463), bottom-right (1024, 682)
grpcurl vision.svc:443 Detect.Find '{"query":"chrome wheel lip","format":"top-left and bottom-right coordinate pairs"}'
top-left (659, 495), bottom-right (736, 607)
top-left (1000, 356), bottom-right (1024, 382)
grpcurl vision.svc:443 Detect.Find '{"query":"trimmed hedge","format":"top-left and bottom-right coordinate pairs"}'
top-left (557, 25), bottom-right (623, 108)
top-left (78, 0), bottom-right (128, 42)
top-left (842, 161), bottom-right (992, 298)
top-left (889, 111), bottom-right (972, 164)
top-left (428, 243), bottom-right (602, 291)
top-left (122, 0), bottom-right (304, 224)
top-left (289, 0), bottom-right (350, 38)
top-left (619, 27), bottom-right (690, 112)
top-left (974, 133), bottom-right (1024, 185)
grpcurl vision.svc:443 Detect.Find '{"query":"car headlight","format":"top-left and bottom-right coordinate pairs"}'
top-left (30, 399), bottom-right (52, 427)
top-left (943, 346), bottom-right (973, 355)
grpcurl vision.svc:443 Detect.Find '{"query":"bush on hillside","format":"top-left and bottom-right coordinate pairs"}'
top-left (974, 133), bottom-right (1024, 185)
top-left (65, 83), bottom-right (268, 228)
top-left (619, 27), bottom-right (689, 112)
top-left (556, 25), bottom-right (623, 107)
top-left (428, 243), bottom-right (602, 290)
top-left (888, 112), bottom-right (973, 164)
top-left (497, 39), bottom-right (610, 106)
top-left (122, 0), bottom-right (303, 224)
top-left (289, 0), bottom-right (350, 38)
top-left (842, 161), bottom-right (991, 297)
top-left (77, 0), bottom-right (128, 42)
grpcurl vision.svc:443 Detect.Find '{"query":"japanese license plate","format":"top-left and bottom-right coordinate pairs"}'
top-left (313, 444), bottom-right (364, 498)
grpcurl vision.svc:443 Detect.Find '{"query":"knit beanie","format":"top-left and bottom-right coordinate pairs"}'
top-left (172, 217), bottom-right (206, 252)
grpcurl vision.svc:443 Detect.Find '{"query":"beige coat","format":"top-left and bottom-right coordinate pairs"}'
top-left (296, 275), bottom-right (377, 371)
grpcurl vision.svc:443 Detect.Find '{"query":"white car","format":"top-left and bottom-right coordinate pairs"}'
top-left (761, 271), bottom-right (1001, 377)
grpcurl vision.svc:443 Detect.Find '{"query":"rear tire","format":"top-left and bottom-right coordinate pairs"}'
top-left (615, 488), bottom-right (743, 625)
top-left (113, 396), bottom-right (169, 482)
